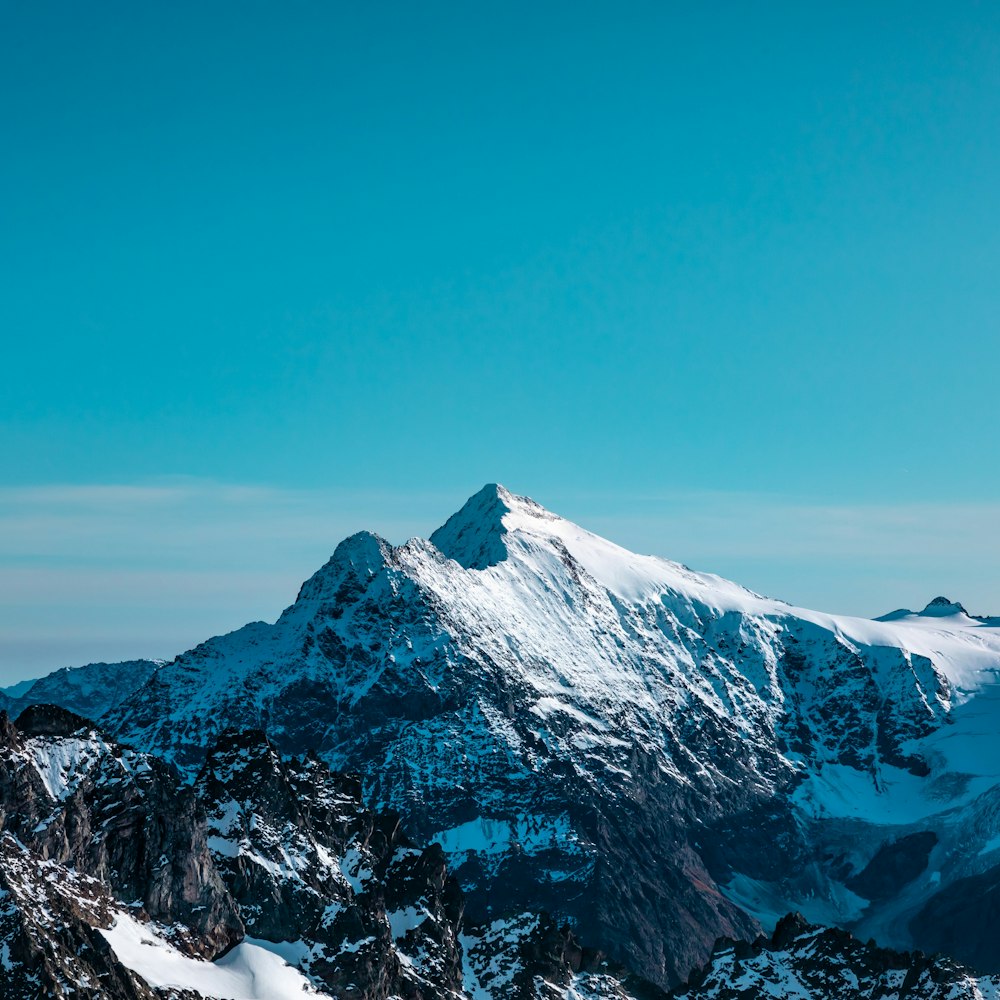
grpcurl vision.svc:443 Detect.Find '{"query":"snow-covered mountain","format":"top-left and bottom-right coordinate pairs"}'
top-left (0, 658), bottom-right (161, 721)
top-left (94, 484), bottom-right (1000, 988)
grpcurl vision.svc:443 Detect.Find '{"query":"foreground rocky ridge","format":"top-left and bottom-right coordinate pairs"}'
top-left (677, 913), bottom-right (1000, 999)
top-left (94, 485), bottom-right (1000, 986)
top-left (1, 707), bottom-right (996, 999)
top-left (0, 706), bottom-right (649, 999)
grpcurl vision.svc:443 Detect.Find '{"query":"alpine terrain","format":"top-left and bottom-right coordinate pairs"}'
top-left (3, 484), bottom-right (1000, 998)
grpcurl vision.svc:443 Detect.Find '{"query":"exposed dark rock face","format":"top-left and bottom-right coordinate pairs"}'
top-left (675, 912), bottom-right (1000, 999)
top-left (0, 709), bottom-right (651, 998)
top-left (0, 707), bottom-right (242, 960)
top-left (194, 728), bottom-right (469, 998)
top-left (0, 834), bottom-right (175, 1000)
top-left (910, 862), bottom-right (1000, 974)
top-left (846, 832), bottom-right (938, 901)
top-left (15, 702), bottom-right (98, 737)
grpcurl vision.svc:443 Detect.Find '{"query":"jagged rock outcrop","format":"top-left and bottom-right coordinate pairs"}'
top-left (0, 705), bottom-right (242, 959)
top-left (195, 728), bottom-right (469, 998)
top-left (0, 707), bottom-right (651, 999)
top-left (0, 834), bottom-right (179, 1000)
top-left (674, 912), bottom-right (1000, 999)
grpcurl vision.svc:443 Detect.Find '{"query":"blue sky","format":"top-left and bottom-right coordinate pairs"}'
top-left (2, 3), bottom-right (999, 679)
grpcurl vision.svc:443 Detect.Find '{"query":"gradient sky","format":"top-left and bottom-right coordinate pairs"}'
top-left (2, 3), bottom-right (999, 681)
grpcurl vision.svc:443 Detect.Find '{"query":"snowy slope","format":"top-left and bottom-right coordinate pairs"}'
top-left (100, 914), bottom-right (327, 1000)
top-left (106, 484), bottom-right (1000, 986)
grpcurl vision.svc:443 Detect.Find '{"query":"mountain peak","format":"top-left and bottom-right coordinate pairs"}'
top-left (920, 596), bottom-right (969, 617)
top-left (429, 483), bottom-right (556, 570)
top-left (876, 596), bottom-right (971, 622)
top-left (295, 529), bottom-right (391, 602)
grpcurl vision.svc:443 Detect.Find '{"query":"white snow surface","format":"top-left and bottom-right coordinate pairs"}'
top-left (25, 731), bottom-right (150, 802)
top-left (421, 487), bottom-right (1000, 779)
top-left (484, 486), bottom-right (1000, 691)
top-left (100, 912), bottom-right (327, 998)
